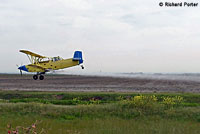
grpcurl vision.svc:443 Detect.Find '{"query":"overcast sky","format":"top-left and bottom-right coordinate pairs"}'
top-left (0, 0), bottom-right (200, 73)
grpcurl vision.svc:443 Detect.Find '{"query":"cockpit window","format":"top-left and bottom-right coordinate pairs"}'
top-left (52, 56), bottom-right (62, 62)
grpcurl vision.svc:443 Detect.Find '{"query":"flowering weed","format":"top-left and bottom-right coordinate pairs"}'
top-left (6, 120), bottom-right (46, 134)
top-left (162, 96), bottom-right (183, 108)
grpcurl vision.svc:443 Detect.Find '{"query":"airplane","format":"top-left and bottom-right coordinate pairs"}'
top-left (17, 50), bottom-right (84, 80)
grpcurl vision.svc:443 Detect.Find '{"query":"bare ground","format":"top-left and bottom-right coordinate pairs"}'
top-left (0, 74), bottom-right (200, 92)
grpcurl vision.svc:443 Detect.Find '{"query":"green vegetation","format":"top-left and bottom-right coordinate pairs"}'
top-left (0, 91), bottom-right (200, 134)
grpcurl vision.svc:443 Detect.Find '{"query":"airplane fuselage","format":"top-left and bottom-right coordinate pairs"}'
top-left (23, 58), bottom-right (80, 73)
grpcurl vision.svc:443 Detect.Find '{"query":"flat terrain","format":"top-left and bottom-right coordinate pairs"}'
top-left (1, 74), bottom-right (200, 133)
top-left (1, 74), bottom-right (200, 92)
top-left (0, 91), bottom-right (200, 134)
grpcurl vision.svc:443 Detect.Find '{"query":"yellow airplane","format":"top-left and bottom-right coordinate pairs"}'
top-left (18, 50), bottom-right (84, 80)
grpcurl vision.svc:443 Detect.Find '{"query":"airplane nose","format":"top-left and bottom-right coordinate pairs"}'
top-left (18, 65), bottom-right (28, 72)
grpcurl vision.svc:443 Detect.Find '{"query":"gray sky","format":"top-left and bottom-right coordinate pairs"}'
top-left (0, 0), bottom-right (200, 73)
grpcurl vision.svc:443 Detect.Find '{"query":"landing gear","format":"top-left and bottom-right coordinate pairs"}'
top-left (33, 72), bottom-right (45, 80)
top-left (39, 75), bottom-right (44, 80)
top-left (33, 75), bottom-right (38, 80)
top-left (81, 65), bottom-right (84, 69)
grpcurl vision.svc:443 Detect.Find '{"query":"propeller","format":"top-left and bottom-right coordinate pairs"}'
top-left (20, 69), bottom-right (22, 76)
top-left (16, 64), bottom-right (23, 76)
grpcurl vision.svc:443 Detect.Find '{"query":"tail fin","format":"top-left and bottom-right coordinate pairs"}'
top-left (73, 51), bottom-right (83, 64)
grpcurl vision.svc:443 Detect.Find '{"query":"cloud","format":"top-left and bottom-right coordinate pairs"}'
top-left (0, 0), bottom-right (200, 73)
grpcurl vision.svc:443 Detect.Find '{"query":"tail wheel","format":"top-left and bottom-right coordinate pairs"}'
top-left (81, 65), bottom-right (84, 69)
top-left (39, 75), bottom-right (44, 80)
top-left (33, 75), bottom-right (38, 80)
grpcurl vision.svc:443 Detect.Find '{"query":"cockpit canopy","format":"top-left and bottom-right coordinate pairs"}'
top-left (52, 56), bottom-right (63, 62)
top-left (36, 56), bottom-right (63, 64)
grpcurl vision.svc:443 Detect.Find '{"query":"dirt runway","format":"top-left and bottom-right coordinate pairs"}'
top-left (0, 74), bottom-right (200, 92)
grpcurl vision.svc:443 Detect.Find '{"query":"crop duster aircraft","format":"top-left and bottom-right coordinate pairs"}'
top-left (18, 50), bottom-right (84, 80)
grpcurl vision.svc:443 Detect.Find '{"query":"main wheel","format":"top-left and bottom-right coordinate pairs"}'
top-left (33, 75), bottom-right (38, 80)
top-left (39, 75), bottom-right (44, 80)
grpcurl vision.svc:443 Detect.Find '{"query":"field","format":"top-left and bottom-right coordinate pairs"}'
top-left (1, 73), bottom-right (200, 92)
top-left (1, 74), bottom-right (200, 133)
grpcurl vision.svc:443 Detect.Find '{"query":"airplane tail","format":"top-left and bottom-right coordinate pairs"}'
top-left (73, 51), bottom-right (83, 64)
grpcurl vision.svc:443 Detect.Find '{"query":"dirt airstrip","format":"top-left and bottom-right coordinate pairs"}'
top-left (0, 74), bottom-right (200, 92)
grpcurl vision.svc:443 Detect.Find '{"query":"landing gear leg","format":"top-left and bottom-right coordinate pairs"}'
top-left (33, 75), bottom-right (38, 80)
top-left (81, 65), bottom-right (84, 69)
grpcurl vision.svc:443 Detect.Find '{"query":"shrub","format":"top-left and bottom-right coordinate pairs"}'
top-left (120, 95), bottom-right (160, 114)
top-left (162, 96), bottom-right (183, 108)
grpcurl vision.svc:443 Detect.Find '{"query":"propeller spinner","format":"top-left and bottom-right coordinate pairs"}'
top-left (17, 65), bottom-right (28, 76)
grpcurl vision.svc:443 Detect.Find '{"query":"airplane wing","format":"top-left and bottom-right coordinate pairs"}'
top-left (28, 64), bottom-right (51, 72)
top-left (20, 50), bottom-right (46, 58)
top-left (28, 64), bottom-right (48, 70)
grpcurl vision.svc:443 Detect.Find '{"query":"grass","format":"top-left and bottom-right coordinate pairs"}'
top-left (1, 115), bottom-right (200, 134)
top-left (0, 91), bottom-right (200, 133)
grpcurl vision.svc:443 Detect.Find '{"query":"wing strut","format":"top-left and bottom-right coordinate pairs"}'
top-left (20, 50), bottom-right (47, 64)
